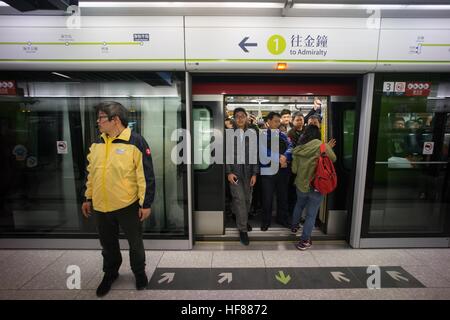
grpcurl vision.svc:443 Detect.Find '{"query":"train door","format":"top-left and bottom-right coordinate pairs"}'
top-left (325, 97), bottom-right (358, 238)
top-left (192, 96), bottom-right (225, 235)
top-left (191, 75), bottom-right (360, 243)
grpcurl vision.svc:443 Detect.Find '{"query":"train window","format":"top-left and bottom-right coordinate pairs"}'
top-left (193, 107), bottom-right (213, 170)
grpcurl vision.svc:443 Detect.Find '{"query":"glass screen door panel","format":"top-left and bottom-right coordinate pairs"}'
top-left (365, 93), bottom-right (449, 235)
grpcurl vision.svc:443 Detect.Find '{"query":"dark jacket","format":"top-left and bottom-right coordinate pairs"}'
top-left (260, 129), bottom-right (293, 169)
top-left (287, 127), bottom-right (304, 148)
top-left (225, 127), bottom-right (259, 179)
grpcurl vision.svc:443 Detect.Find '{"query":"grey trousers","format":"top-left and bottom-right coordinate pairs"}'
top-left (229, 178), bottom-right (253, 232)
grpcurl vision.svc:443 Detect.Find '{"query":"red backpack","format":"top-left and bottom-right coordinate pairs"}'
top-left (311, 143), bottom-right (337, 195)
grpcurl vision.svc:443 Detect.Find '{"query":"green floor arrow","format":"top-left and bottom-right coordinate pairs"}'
top-left (275, 271), bottom-right (291, 285)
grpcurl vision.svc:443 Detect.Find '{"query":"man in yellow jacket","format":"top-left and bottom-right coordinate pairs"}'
top-left (81, 101), bottom-right (155, 297)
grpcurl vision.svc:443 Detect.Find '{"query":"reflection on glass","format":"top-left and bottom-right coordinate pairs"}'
top-left (366, 93), bottom-right (449, 234)
top-left (193, 108), bottom-right (213, 171)
top-left (0, 72), bottom-right (187, 237)
top-left (343, 110), bottom-right (355, 170)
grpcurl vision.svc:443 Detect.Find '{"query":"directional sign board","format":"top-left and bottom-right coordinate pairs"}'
top-left (148, 267), bottom-right (424, 290)
top-left (0, 16), bottom-right (185, 70)
top-left (376, 19), bottom-right (450, 72)
top-left (185, 17), bottom-right (379, 72)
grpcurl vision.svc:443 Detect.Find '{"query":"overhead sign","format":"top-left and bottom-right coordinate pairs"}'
top-left (377, 19), bottom-right (450, 71)
top-left (185, 17), bottom-right (379, 72)
top-left (0, 17), bottom-right (185, 70)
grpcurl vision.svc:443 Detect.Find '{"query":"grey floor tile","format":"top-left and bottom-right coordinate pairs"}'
top-left (357, 249), bottom-right (422, 266)
top-left (144, 251), bottom-right (165, 267)
top-left (76, 288), bottom-right (410, 300)
top-left (310, 250), bottom-right (369, 267)
top-left (86, 252), bottom-right (159, 290)
top-left (262, 251), bottom-right (319, 267)
top-left (393, 288), bottom-right (450, 300)
top-left (193, 241), bottom-right (349, 251)
top-left (212, 251), bottom-right (265, 268)
top-left (157, 251), bottom-right (213, 268)
top-left (0, 289), bottom-right (79, 300)
top-left (429, 264), bottom-right (450, 283)
top-left (402, 265), bottom-right (450, 288)
top-left (194, 242), bottom-right (294, 251)
top-left (404, 249), bottom-right (450, 266)
top-left (0, 250), bottom-right (16, 263)
top-left (21, 250), bottom-right (102, 290)
top-left (0, 250), bottom-right (65, 289)
top-left (76, 289), bottom-right (158, 300)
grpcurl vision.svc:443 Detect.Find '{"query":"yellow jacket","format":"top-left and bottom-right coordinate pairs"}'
top-left (84, 127), bottom-right (155, 213)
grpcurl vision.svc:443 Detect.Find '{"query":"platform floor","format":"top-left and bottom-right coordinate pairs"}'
top-left (0, 242), bottom-right (449, 300)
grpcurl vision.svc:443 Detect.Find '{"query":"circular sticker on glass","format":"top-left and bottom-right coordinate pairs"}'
top-left (26, 156), bottom-right (38, 168)
top-left (12, 144), bottom-right (27, 161)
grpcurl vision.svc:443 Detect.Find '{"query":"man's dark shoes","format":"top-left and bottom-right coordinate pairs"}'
top-left (239, 231), bottom-right (249, 245)
top-left (260, 225), bottom-right (269, 231)
top-left (135, 272), bottom-right (149, 290)
top-left (96, 272), bottom-right (119, 297)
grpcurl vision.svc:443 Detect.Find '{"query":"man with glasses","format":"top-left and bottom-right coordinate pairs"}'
top-left (81, 101), bottom-right (155, 297)
top-left (226, 107), bottom-right (259, 245)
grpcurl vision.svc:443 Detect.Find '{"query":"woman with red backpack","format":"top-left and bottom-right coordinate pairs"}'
top-left (291, 125), bottom-right (337, 250)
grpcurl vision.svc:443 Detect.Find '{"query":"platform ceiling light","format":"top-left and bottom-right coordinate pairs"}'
top-left (292, 3), bottom-right (450, 10)
top-left (79, 2), bottom-right (285, 8)
top-left (276, 62), bottom-right (287, 71)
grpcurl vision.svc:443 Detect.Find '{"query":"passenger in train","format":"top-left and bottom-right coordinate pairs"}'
top-left (224, 117), bottom-right (234, 129)
top-left (388, 116), bottom-right (409, 166)
top-left (291, 125), bottom-right (336, 250)
top-left (304, 97), bottom-right (322, 124)
top-left (287, 112), bottom-right (305, 147)
top-left (307, 114), bottom-right (322, 128)
top-left (225, 107), bottom-right (259, 246)
top-left (392, 116), bottom-right (406, 129)
top-left (287, 112), bottom-right (306, 222)
top-left (257, 117), bottom-right (268, 129)
top-left (247, 113), bottom-right (260, 132)
top-left (81, 101), bottom-right (155, 297)
top-left (260, 112), bottom-right (293, 231)
top-left (280, 109), bottom-right (293, 132)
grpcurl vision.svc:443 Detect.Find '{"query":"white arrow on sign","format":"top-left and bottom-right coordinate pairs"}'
top-left (331, 272), bottom-right (351, 283)
top-left (387, 271), bottom-right (409, 282)
top-left (158, 272), bottom-right (175, 284)
top-left (218, 273), bottom-right (232, 284)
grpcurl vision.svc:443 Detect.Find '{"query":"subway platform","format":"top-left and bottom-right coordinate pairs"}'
top-left (0, 242), bottom-right (449, 300)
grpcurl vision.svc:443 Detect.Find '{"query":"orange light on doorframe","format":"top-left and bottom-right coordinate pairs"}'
top-left (276, 62), bottom-right (287, 70)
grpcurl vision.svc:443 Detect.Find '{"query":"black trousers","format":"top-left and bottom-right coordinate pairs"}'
top-left (260, 168), bottom-right (290, 227)
top-left (96, 201), bottom-right (146, 276)
top-left (287, 169), bottom-right (297, 219)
